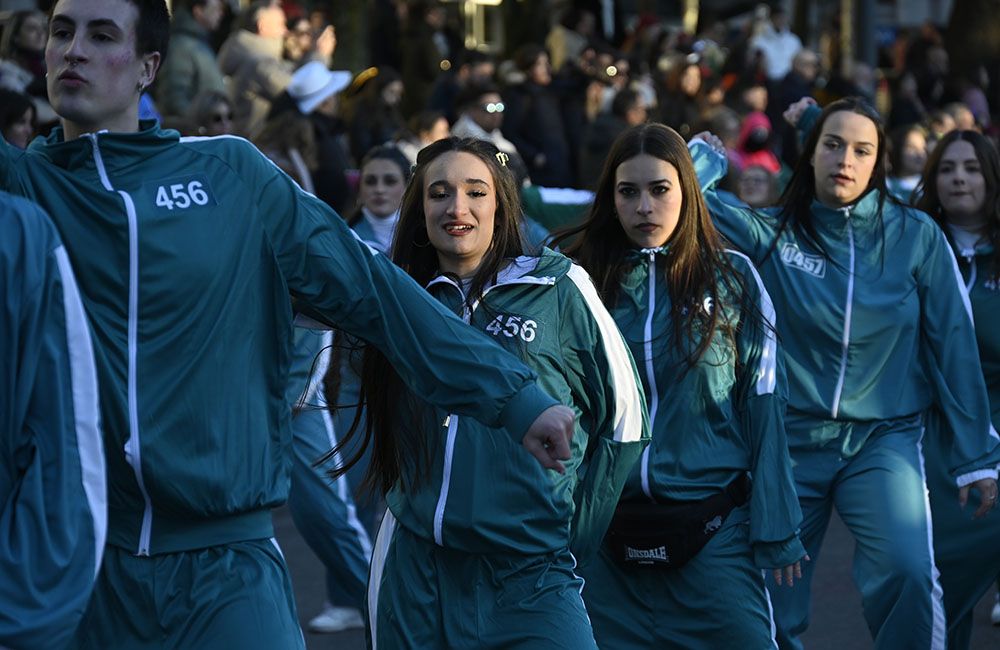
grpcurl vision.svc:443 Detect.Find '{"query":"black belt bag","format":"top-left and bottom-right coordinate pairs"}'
top-left (606, 474), bottom-right (751, 570)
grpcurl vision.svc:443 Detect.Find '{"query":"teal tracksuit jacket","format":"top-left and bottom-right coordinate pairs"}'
top-left (925, 238), bottom-right (1000, 650)
top-left (691, 138), bottom-right (999, 650)
top-left (1, 193), bottom-right (105, 649)
top-left (371, 250), bottom-right (649, 649)
top-left (580, 247), bottom-right (804, 649)
top-left (0, 123), bottom-right (561, 647)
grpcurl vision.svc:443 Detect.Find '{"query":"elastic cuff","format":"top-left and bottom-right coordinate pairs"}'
top-left (955, 468), bottom-right (999, 488)
top-left (753, 535), bottom-right (807, 570)
top-left (497, 383), bottom-right (560, 442)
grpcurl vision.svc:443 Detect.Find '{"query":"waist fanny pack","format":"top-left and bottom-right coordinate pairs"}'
top-left (606, 474), bottom-right (751, 570)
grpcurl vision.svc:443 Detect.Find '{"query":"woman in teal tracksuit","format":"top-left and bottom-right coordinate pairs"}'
top-left (555, 122), bottom-right (805, 648)
top-left (1, 192), bottom-right (105, 649)
top-left (330, 137), bottom-right (650, 649)
top-left (286, 144), bottom-right (411, 634)
top-left (914, 129), bottom-right (1000, 650)
top-left (691, 97), bottom-right (1000, 650)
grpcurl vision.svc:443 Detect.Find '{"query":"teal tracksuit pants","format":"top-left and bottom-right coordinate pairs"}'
top-left (287, 403), bottom-right (374, 609)
top-left (367, 512), bottom-right (597, 650)
top-left (71, 541), bottom-right (303, 649)
top-left (581, 504), bottom-right (779, 649)
top-left (924, 408), bottom-right (1000, 650)
top-left (769, 413), bottom-right (945, 649)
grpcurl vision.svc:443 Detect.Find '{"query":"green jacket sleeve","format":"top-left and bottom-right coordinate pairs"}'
top-left (254, 163), bottom-right (558, 442)
top-left (689, 139), bottom-right (774, 262)
top-left (0, 135), bottom-right (25, 193)
top-left (729, 252), bottom-right (806, 569)
top-left (916, 224), bottom-right (1000, 485)
top-left (561, 265), bottom-right (650, 567)
top-left (0, 198), bottom-right (106, 649)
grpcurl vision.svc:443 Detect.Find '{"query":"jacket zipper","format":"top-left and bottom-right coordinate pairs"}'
top-left (640, 252), bottom-right (658, 499)
top-left (90, 134), bottom-right (154, 556)
top-left (830, 209), bottom-right (855, 420)
top-left (964, 251), bottom-right (977, 293)
top-left (428, 273), bottom-right (556, 546)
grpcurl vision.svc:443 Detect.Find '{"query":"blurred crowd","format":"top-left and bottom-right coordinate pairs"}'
top-left (2, 0), bottom-right (997, 221)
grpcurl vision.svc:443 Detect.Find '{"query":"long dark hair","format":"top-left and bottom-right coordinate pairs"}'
top-left (769, 97), bottom-right (896, 261)
top-left (553, 123), bottom-right (742, 371)
top-left (916, 129), bottom-right (1000, 281)
top-left (322, 137), bottom-right (526, 497)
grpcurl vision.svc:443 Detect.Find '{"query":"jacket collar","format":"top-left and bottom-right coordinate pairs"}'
top-left (809, 188), bottom-right (881, 230)
top-left (29, 120), bottom-right (180, 173)
top-left (426, 248), bottom-right (567, 295)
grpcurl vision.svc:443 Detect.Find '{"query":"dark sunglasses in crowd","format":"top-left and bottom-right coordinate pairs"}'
top-left (481, 102), bottom-right (504, 114)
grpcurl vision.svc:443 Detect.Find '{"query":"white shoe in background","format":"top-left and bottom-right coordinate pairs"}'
top-left (307, 604), bottom-right (364, 634)
top-left (991, 592), bottom-right (1000, 626)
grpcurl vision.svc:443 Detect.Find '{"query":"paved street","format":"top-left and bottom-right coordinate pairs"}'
top-left (275, 507), bottom-right (999, 649)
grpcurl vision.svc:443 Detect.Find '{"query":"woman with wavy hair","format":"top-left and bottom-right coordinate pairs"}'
top-left (330, 136), bottom-right (648, 648)
top-left (690, 97), bottom-right (1000, 649)
top-left (555, 122), bottom-right (804, 648)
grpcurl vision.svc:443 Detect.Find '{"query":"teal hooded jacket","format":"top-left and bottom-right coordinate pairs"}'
top-left (690, 139), bottom-right (1000, 486)
top-left (387, 250), bottom-right (649, 565)
top-left (0, 193), bottom-right (105, 649)
top-left (0, 123), bottom-right (560, 555)
top-left (612, 247), bottom-right (804, 569)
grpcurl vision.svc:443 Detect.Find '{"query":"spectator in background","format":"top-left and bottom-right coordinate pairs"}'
top-left (887, 123), bottom-right (928, 202)
top-left (284, 15), bottom-right (315, 65)
top-left (731, 111), bottom-right (780, 174)
top-left (344, 66), bottom-right (406, 164)
top-left (578, 88), bottom-right (648, 187)
top-left (736, 163), bottom-right (779, 207)
top-left (944, 102), bottom-right (977, 132)
top-left (927, 108), bottom-right (957, 152)
top-left (155, 0), bottom-right (226, 125)
top-left (769, 49), bottom-right (819, 164)
top-left (400, 0), bottom-right (455, 117)
top-left (218, 0), bottom-right (335, 138)
top-left (888, 72), bottom-right (927, 131)
top-left (502, 44), bottom-right (574, 187)
top-left (257, 62), bottom-right (353, 212)
top-left (0, 88), bottom-right (36, 149)
top-left (0, 9), bottom-right (57, 127)
top-left (750, 6), bottom-right (802, 84)
top-left (657, 57), bottom-right (702, 138)
top-left (545, 7), bottom-right (596, 73)
top-left (184, 89), bottom-right (235, 136)
top-left (394, 110), bottom-right (449, 164)
top-left (427, 49), bottom-right (495, 123)
top-left (450, 81), bottom-right (529, 185)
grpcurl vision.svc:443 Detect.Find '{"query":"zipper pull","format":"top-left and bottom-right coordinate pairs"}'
top-left (442, 415), bottom-right (450, 428)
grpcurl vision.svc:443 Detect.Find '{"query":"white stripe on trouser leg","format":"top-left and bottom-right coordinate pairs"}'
top-left (916, 438), bottom-right (947, 649)
top-left (762, 572), bottom-right (779, 649)
top-left (368, 510), bottom-right (397, 650)
top-left (268, 537), bottom-right (306, 646)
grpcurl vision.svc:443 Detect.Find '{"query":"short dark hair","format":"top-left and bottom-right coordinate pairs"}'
top-left (454, 81), bottom-right (500, 112)
top-left (0, 89), bottom-right (35, 130)
top-left (611, 88), bottom-right (640, 119)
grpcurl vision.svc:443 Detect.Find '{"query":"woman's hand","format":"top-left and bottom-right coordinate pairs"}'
top-left (959, 477), bottom-right (998, 519)
top-left (522, 405), bottom-right (575, 473)
top-left (690, 131), bottom-right (726, 156)
top-left (772, 554), bottom-right (809, 587)
top-left (783, 97), bottom-right (818, 128)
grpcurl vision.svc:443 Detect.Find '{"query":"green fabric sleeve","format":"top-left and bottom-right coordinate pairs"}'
top-left (690, 140), bottom-right (774, 262)
top-left (730, 253), bottom-right (805, 570)
top-left (561, 265), bottom-right (650, 567)
top-left (916, 225), bottom-right (1000, 485)
top-left (253, 163), bottom-right (558, 441)
top-left (0, 200), bottom-right (106, 649)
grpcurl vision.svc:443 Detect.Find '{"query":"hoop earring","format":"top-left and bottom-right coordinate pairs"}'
top-left (413, 229), bottom-right (431, 248)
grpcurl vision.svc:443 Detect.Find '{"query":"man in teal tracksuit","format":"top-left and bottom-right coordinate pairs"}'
top-left (924, 235), bottom-right (1000, 649)
top-left (371, 250), bottom-right (650, 649)
top-left (580, 247), bottom-right (805, 649)
top-left (691, 136), bottom-right (1000, 649)
top-left (1, 192), bottom-right (106, 648)
top-left (3, 1), bottom-right (576, 646)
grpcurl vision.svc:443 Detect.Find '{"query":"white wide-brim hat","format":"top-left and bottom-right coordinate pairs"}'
top-left (288, 61), bottom-right (352, 115)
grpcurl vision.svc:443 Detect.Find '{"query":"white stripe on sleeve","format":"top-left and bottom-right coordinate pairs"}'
top-left (565, 264), bottom-right (645, 443)
top-left (727, 250), bottom-right (778, 395)
top-left (55, 246), bottom-right (106, 577)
